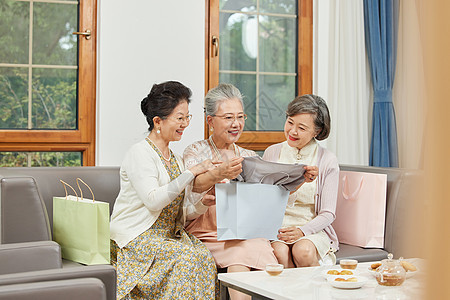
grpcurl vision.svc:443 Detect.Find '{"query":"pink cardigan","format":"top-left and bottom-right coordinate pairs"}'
top-left (263, 142), bottom-right (340, 251)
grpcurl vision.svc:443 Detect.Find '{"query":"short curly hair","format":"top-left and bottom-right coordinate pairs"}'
top-left (286, 94), bottom-right (331, 140)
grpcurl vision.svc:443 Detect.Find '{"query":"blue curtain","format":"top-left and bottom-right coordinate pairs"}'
top-left (364, 0), bottom-right (399, 167)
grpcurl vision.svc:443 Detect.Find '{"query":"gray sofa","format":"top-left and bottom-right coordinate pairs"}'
top-left (0, 240), bottom-right (115, 300)
top-left (0, 164), bottom-right (423, 267)
top-left (0, 168), bottom-right (118, 300)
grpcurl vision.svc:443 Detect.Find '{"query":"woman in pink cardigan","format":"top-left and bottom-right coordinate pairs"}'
top-left (263, 94), bottom-right (339, 268)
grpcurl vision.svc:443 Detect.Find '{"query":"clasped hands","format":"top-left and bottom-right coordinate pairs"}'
top-left (277, 226), bottom-right (305, 243)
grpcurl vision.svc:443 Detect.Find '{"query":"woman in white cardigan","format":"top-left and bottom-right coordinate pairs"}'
top-left (110, 81), bottom-right (217, 299)
top-left (263, 94), bottom-right (339, 268)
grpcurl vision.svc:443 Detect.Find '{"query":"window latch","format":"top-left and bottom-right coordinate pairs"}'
top-left (212, 36), bottom-right (219, 57)
top-left (73, 29), bottom-right (91, 40)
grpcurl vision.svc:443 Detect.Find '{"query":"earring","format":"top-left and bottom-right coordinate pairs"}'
top-left (157, 128), bottom-right (161, 134)
top-left (210, 127), bottom-right (214, 132)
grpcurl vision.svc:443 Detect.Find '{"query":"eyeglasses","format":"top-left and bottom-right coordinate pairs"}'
top-left (212, 113), bottom-right (248, 123)
top-left (167, 114), bottom-right (192, 124)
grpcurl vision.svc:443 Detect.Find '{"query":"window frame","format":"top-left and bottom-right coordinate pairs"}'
top-left (0, 0), bottom-right (97, 165)
top-left (205, 0), bottom-right (313, 151)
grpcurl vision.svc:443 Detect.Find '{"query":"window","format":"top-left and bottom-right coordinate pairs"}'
top-left (206, 0), bottom-right (312, 150)
top-left (0, 0), bottom-right (97, 166)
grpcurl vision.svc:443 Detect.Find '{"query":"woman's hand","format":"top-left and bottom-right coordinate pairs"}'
top-left (277, 226), bottom-right (305, 243)
top-left (304, 165), bottom-right (318, 183)
top-left (201, 193), bottom-right (216, 206)
top-left (189, 159), bottom-right (218, 176)
top-left (289, 165), bottom-right (319, 194)
top-left (216, 156), bottom-right (244, 180)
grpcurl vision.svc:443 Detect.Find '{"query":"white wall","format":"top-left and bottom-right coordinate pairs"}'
top-left (96, 0), bottom-right (205, 166)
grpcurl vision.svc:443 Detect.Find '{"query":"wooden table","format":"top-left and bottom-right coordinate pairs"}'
top-left (218, 259), bottom-right (425, 300)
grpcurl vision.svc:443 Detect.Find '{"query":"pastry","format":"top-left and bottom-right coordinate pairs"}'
top-left (340, 270), bottom-right (353, 275)
top-left (371, 262), bottom-right (381, 270)
top-left (400, 261), bottom-right (417, 272)
top-left (327, 270), bottom-right (340, 275)
top-left (335, 277), bottom-right (358, 282)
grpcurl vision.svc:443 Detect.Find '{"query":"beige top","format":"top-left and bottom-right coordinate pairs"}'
top-left (263, 142), bottom-right (340, 250)
top-left (278, 140), bottom-right (318, 227)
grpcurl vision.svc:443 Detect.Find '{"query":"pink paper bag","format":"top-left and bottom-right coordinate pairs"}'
top-left (333, 171), bottom-right (387, 248)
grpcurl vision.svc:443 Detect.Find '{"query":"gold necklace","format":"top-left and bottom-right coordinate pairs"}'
top-left (146, 137), bottom-right (171, 162)
top-left (208, 135), bottom-right (239, 160)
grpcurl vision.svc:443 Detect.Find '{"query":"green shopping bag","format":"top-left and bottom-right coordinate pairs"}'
top-left (53, 178), bottom-right (110, 265)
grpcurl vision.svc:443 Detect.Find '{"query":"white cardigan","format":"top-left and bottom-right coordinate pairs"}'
top-left (110, 140), bottom-right (208, 248)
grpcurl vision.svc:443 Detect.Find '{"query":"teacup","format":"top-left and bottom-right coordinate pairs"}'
top-left (340, 259), bottom-right (358, 270)
top-left (265, 263), bottom-right (284, 276)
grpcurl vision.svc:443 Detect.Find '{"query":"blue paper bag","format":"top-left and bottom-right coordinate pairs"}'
top-left (215, 182), bottom-right (289, 241)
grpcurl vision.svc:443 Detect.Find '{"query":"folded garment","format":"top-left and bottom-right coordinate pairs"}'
top-left (234, 156), bottom-right (306, 191)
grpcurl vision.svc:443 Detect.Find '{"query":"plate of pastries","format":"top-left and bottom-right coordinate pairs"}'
top-left (326, 275), bottom-right (369, 289)
top-left (323, 268), bottom-right (360, 279)
top-left (368, 260), bottom-right (418, 278)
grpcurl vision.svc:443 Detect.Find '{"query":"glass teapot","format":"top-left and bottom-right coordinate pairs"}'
top-left (375, 253), bottom-right (406, 286)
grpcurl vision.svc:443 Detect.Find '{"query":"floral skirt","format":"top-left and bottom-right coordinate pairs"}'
top-left (111, 227), bottom-right (218, 299)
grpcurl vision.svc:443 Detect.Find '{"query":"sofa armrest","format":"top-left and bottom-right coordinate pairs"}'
top-left (0, 241), bottom-right (62, 275)
top-left (0, 265), bottom-right (116, 300)
top-left (0, 278), bottom-right (106, 300)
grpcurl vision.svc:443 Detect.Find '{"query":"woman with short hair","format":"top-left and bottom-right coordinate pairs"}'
top-left (263, 94), bottom-right (340, 268)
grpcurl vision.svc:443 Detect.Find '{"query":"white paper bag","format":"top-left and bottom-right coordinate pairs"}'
top-left (215, 182), bottom-right (289, 241)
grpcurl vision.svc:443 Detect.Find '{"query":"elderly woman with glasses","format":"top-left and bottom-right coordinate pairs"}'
top-left (263, 94), bottom-right (339, 268)
top-left (184, 83), bottom-right (314, 300)
top-left (110, 81), bottom-right (218, 299)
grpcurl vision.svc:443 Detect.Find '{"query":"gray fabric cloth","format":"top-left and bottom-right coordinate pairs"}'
top-left (234, 156), bottom-right (306, 191)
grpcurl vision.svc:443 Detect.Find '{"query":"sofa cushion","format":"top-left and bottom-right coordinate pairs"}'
top-left (1, 177), bottom-right (51, 244)
top-left (335, 243), bottom-right (388, 263)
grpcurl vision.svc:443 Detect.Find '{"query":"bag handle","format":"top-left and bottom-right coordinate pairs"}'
top-left (60, 180), bottom-right (79, 201)
top-left (259, 171), bottom-right (290, 185)
top-left (76, 178), bottom-right (95, 202)
top-left (341, 175), bottom-right (364, 200)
